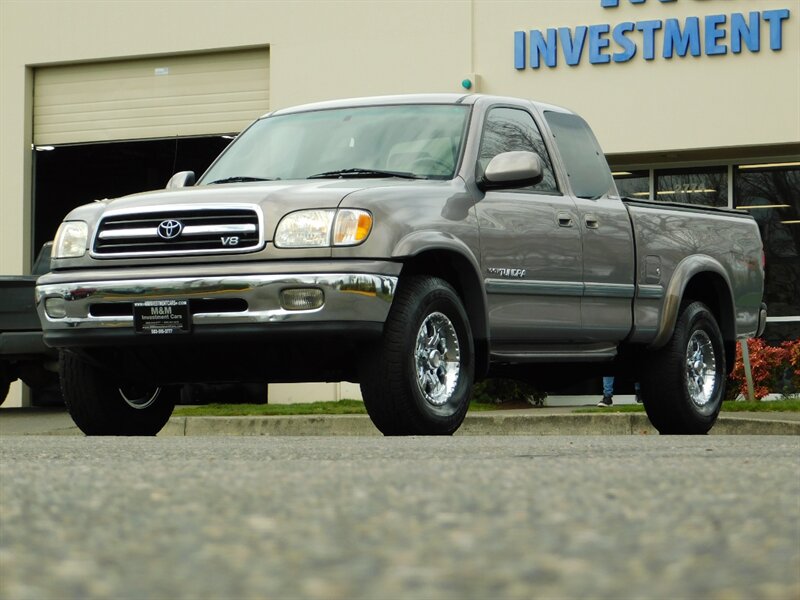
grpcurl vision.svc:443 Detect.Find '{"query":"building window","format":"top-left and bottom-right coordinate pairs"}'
top-left (655, 167), bottom-right (728, 207)
top-left (612, 170), bottom-right (649, 199)
top-left (735, 163), bottom-right (800, 322)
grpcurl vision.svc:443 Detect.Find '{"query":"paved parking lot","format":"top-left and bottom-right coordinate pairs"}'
top-left (2, 435), bottom-right (798, 599)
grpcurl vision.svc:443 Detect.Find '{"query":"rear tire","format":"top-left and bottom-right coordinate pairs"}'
top-left (640, 301), bottom-right (726, 434)
top-left (60, 351), bottom-right (177, 435)
top-left (361, 276), bottom-right (474, 435)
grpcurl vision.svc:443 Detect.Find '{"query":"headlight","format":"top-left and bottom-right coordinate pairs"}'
top-left (274, 209), bottom-right (372, 248)
top-left (274, 210), bottom-right (336, 248)
top-left (53, 221), bottom-right (89, 258)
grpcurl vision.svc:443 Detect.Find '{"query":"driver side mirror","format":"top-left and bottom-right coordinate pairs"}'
top-left (166, 171), bottom-right (195, 189)
top-left (477, 151), bottom-right (543, 191)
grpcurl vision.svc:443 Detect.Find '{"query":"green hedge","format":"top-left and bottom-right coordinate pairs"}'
top-left (471, 379), bottom-right (547, 406)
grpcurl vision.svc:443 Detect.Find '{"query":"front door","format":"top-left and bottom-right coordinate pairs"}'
top-left (473, 105), bottom-right (584, 348)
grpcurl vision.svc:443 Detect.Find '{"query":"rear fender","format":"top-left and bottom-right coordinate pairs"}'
top-left (650, 255), bottom-right (734, 350)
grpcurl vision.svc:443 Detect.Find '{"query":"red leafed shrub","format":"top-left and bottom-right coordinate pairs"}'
top-left (726, 339), bottom-right (800, 400)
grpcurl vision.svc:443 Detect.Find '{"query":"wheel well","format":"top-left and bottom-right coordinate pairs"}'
top-left (681, 272), bottom-right (736, 373)
top-left (400, 250), bottom-right (488, 379)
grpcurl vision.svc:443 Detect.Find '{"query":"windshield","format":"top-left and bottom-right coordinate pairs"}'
top-left (199, 104), bottom-right (470, 184)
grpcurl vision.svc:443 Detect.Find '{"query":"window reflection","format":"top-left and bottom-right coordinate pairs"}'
top-left (613, 170), bottom-right (649, 199)
top-left (656, 167), bottom-right (728, 207)
top-left (478, 107), bottom-right (559, 194)
top-left (544, 111), bottom-right (614, 199)
top-left (735, 165), bottom-right (800, 318)
top-left (199, 104), bottom-right (470, 182)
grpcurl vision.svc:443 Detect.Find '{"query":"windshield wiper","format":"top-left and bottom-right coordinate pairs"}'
top-left (207, 176), bottom-right (276, 184)
top-left (308, 168), bottom-right (423, 180)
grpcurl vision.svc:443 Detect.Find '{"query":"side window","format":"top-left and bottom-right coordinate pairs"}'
top-left (477, 107), bottom-right (559, 194)
top-left (544, 111), bottom-right (615, 199)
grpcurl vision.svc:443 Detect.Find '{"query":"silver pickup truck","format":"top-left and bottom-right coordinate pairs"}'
top-left (36, 94), bottom-right (767, 436)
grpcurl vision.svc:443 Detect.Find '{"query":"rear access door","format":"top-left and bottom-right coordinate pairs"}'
top-left (541, 110), bottom-right (635, 343)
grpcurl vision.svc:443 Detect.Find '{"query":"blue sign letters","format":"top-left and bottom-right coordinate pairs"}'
top-left (514, 1), bottom-right (790, 69)
top-left (601, 0), bottom-right (676, 7)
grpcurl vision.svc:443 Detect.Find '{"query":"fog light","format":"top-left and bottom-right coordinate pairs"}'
top-left (45, 297), bottom-right (67, 318)
top-left (280, 288), bottom-right (324, 311)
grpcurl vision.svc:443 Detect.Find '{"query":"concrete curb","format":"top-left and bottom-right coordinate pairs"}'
top-left (161, 414), bottom-right (380, 437)
top-left (3, 408), bottom-right (798, 436)
top-left (155, 413), bottom-right (800, 437)
top-left (706, 416), bottom-right (800, 436)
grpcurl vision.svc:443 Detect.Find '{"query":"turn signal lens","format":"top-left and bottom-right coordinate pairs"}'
top-left (333, 209), bottom-right (372, 246)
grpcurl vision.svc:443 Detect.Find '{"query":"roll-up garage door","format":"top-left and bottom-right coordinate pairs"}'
top-left (33, 47), bottom-right (269, 145)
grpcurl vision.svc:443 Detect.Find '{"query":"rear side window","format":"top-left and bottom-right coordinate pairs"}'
top-left (544, 111), bottom-right (615, 199)
top-left (477, 107), bottom-right (559, 194)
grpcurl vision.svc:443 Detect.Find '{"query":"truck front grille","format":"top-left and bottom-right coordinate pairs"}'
top-left (92, 206), bottom-right (263, 257)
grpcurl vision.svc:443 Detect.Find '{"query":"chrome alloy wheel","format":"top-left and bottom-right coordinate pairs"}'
top-left (415, 312), bottom-right (461, 407)
top-left (685, 330), bottom-right (717, 408)
top-left (118, 385), bottom-right (161, 410)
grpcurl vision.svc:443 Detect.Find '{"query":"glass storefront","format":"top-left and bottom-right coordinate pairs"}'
top-left (656, 166), bottom-right (728, 207)
top-left (612, 169), bottom-right (649, 199)
top-left (735, 164), bottom-right (800, 320)
top-left (612, 161), bottom-right (800, 343)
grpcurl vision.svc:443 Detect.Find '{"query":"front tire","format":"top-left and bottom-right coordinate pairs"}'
top-left (361, 276), bottom-right (474, 435)
top-left (640, 301), bottom-right (726, 434)
top-left (60, 351), bottom-right (177, 435)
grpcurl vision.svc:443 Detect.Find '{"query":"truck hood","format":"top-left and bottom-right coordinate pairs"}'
top-left (58, 177), bottom-right (451, 269)
top-left (69, 178), bottom-right (429, 237)
top-left (104, 178), bottom-right (399, 214)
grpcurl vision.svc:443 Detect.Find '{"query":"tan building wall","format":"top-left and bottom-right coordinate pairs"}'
top-left (3, 0), bottom-right (798, 274)
top-left (2, 0), bottom-right (798, 405)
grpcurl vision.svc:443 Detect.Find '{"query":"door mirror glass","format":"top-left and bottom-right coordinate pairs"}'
top-left (479, 151), bottom-right (543, 191)
top-left (166, 171), bottom-right (195, 189)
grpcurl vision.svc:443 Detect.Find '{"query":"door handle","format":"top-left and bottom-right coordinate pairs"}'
top-left (584, 215), bottom-right (600, 229)
top-left (557, 212), bottom-right (574, 227)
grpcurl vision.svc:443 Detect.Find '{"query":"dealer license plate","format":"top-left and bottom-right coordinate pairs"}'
top-left (133, 300), bottom-right (190, 335)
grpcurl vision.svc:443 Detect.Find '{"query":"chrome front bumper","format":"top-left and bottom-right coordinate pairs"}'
top-left (36, 272), bottom-right (397, 332)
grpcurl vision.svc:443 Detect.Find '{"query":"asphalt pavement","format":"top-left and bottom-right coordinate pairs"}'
top-left (1, 405), bottom-right (798, 437)
top-left (1, 435), bottom-right (798, 599)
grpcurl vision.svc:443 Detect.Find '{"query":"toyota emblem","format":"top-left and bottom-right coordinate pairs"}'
top-left (157, 219), bottom-right (183, 240)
